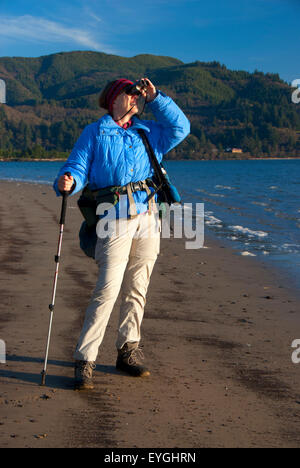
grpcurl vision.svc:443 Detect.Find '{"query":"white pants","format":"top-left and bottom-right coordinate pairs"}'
top-left (74, 212), bottom-right (161, 362)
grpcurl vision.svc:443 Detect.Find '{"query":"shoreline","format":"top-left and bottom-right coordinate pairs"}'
top-left (0, 181), bottom-right (300, 448)
top-left (0, 158), bottom-right (66, 162)
top-left (206, 229), bottom-right (300, 300)
top-left (1, 157), bottom-right (300, 162)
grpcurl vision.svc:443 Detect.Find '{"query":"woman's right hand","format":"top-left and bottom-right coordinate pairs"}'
top-left (58, 174), bottom-right (74, 193)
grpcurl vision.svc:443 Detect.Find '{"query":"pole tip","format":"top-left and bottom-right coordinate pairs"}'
top-left (40, 371), bottom-right (46, 386)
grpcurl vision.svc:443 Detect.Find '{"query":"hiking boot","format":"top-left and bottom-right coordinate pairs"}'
top-left (74, 360), bottom-right (96, 390)
top-left (116, 342), bottom-right (150, 377)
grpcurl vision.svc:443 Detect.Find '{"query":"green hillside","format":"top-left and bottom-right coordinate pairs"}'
top-left (0, 51), bottom-right (299, 159)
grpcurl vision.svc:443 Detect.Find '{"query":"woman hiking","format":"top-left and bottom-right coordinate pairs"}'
top-left (54, 78), bottom-right (190, 390)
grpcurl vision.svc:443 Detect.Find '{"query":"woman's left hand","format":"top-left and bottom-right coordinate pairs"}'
top-left (141, 78), bottom-right (157, 103)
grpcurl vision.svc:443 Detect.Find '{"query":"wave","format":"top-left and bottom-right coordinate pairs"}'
top-left (228, 225), bottom-right (268, 238)
top-left (215, 185), bottom-right (235, 190)
top-left (0, 177), bottom-right (52, 185)
top-left (240, 251), bottom-right (256, 257)
top-left (251, 201), bottom-right (269, 207)
top-left (207, 193), bottom-right (225, 198)
top-left (204, 211), bottom-right (223, 227)
top-left (280, 243), bottom-right (300, 253)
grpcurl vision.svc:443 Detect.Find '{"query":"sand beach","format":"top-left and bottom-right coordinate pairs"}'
top-left (0, 180), bottom-right (300, 448)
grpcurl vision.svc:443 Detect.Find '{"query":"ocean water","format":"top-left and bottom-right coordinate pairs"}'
top-left (1, 159), bottom-right (300, 290)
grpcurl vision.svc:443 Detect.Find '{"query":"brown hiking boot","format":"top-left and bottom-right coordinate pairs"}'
top-left (116, 342), bottom-right (150, 377)
top-left (74, 360), bottom-right (96, 390)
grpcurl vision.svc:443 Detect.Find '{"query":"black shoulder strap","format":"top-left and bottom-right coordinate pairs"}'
top-left (138, 129), bottom-right (164, 187)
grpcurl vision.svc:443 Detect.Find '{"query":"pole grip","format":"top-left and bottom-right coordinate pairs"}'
top-left (59, 172), bottom-right (72, 225)
top-left (59, 192), bottom-right (68, 225)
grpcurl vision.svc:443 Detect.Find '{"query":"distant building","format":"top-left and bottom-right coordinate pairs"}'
top-left (231, 148), bottom-right (243, 154)
top-left (0, 79), bottom-right (6, 104)
top-left (225, 147), bottom-right (243, 154)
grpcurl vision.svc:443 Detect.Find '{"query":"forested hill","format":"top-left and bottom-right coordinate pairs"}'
top-left (0, 51), bottom-right (299, 159)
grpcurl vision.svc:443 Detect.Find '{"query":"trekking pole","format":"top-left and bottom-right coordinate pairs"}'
top-left (41, 173), bottom-right (71, 386)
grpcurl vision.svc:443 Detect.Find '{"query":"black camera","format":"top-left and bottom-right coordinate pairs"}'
top-left (125, 79), bottom-right (149, 96)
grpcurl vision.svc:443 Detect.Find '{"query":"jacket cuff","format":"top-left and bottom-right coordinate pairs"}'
top-left (147, 90), bottom-right (169, 111)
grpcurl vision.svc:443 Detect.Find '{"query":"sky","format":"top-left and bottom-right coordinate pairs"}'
top-left (0, 0), bottom-right (299, 83)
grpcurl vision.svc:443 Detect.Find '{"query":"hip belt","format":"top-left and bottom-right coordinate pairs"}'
top-left (78, 178), bottom-right (157, 226)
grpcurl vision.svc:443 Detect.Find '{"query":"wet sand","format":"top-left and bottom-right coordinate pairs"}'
top-left (0, 180), bottom-right (300, 448)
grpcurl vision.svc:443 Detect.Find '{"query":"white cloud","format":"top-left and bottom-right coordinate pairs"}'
top-left (0, 15), bottom-right (102, 50)
top-left (84, 8), bottom-right (103, 23)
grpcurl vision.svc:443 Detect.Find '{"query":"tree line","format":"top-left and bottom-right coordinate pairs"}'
top-left (0, 52), bottom-right (299, 159)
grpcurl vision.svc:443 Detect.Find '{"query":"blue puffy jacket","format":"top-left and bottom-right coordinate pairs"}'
top-left (53, 91), bottom-right (190, 217)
